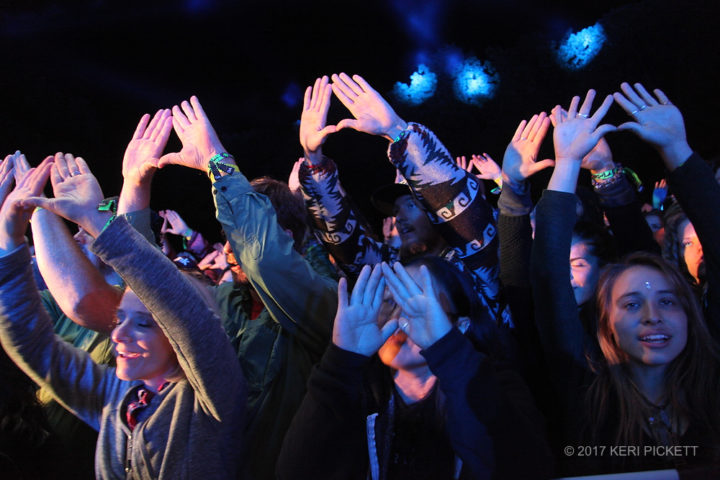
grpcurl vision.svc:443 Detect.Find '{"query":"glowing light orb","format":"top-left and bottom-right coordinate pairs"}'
top-left (452, 57), bottom-right (498, 105)
top-left (556, 23), bottom-right (606, 70)
top-left (393, 64), bottom-right (438, 106)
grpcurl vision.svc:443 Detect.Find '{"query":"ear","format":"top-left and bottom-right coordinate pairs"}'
top-left (457, 316), bottom-right (470, 334)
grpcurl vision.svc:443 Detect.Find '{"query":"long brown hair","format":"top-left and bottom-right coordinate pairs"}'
top-left (588, 252), bottom-right (720, 447)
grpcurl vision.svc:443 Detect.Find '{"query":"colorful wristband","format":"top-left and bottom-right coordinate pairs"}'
top-left (207, 153), bottom-right (239, 183)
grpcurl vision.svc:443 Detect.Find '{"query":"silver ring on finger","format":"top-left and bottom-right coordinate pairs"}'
top-left (399, 320), bottom-right (409, 332)
top-left (631, 109), bottom-right (640, 115)
top-left (577, 113), bottom-right (588, 118)
top-left (639, 104), bottom-right (648, 111)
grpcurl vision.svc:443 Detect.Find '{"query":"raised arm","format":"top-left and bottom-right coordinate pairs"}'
top-left (332, 73), bottom-right (503, 320)
top-left (299, 76), bottom-right (394, 276)
top-left (0, 157), bottom-right (123, 430)
top-left (614, 82), bottom-right (720, 337)
top-left (531, 90), bottom-right (615, 393)
top-left (24, 156), bottom-right (245, 420)
top-left (31, 152), bottom-right (121, 335)
top-left (159, 95), bottom-right (338, 351)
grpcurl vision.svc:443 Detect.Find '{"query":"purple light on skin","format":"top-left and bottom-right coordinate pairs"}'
top-left (393, 64), bottom-right (438, 106)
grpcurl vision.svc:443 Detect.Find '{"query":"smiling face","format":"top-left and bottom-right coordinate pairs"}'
top-left (393, 195), bottom-right (443, 258)
top-left (607, 266), bottom-right (688, 373)
top-left (570, 238), bottom-right (601, 306)
top-left (112, 289), bottom-right (179, 392)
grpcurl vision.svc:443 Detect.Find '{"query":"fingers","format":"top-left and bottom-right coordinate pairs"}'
top-left (550, 105), bottom-right (563, 126)
top-left (337, 276), bottom-right (349, 308)
top-left (612, 91), bottom-right (636, 116)
top-left (337, 73), bottom-right (363, 97)
top-left (616, 121), bottom-right (642, 135)
top-left (363, 264), bottom-right (383, 306)
top-left (566, 95), bottom-right (581, 117)
top-left (350, 264), bottom-right (373, 306)
top-left (331, 81), bottom-right (355, 108)
top-left (512, 119), bottom-right (527, 142)
top-left (54, 152), bottom-right (70, 179)
top-left (578, 89), bottom-right (596, 118)
top-left (378, 317), bottom-right (400, 344)
top-left (180, 100), bottom-right (197, 123)
top-left (633, 83), bottom-right (659, 107)
top-left (589, 94), bottom-right (615, 125)
top-left (620, 82), bottom-right (648, 110)
top-left (653, 88), bottom-right (671, 105)
top-left (172, 105), bottom-right (191, 131)
top-left (592, 124), bottom-right (617, 142)
top-left (133, 113), bottom-right (151, 140)
top-left (418, 265), bottom-right (435, 298)
top-left (352, 75), bottom-right (374, 94)
top-left (309, 77), bottom-right (321, 110)
top-left (303, 86), bottom-right (312, 112)
top-left (531, 115), bottom-right (551, 144)
top-left (75, 156), bottom-right (91, 175)
top-left (522, 114), bottom-right (539, 140)
top-left (189, 96), bottom-right (207, 121)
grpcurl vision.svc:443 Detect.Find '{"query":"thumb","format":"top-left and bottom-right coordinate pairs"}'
top-left (528, 159), bottom-right (556, 175)
top-left (617, 122), bottom-right (643, 136)
top-left (336, 119), bottom-right (359, 131)
top-left (157, 152), bottom-right (182, 169)
top-left (20, 196), bottom-right (55, 211)
top-left (379, 319), bottom-right (399, 343)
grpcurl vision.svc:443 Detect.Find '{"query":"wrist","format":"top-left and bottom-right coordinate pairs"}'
top-left (589, 160), bottom-right (616, 176)
top-left (207, 153), bottom-right (239, 183)
top-left (660, 141), bottom-right (693, 171)
top-left (384, 119), bottom-right (409, 142)
top-left (548, 160), bottom-right (581, 193)
top-left (303, 148), bottom-right (324, 166)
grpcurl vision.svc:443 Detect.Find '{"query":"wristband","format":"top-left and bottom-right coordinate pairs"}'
top-left (207, 153), bottom-right (239, 183)
top-left (97, 198), bottom-right (118, 234)
top-left (391, 128), bottom-right (411, 144)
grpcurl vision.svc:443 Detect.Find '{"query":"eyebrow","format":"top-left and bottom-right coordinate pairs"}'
top-left (617, 290), bottom-right (677, 299)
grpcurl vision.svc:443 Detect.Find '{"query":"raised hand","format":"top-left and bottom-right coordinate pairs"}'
top-left (123, 109), bottom-right (172, 186)
top-left (502, 112), bottom-right (555, 185)
top-left (158, 96), bottom-right (227, 171)
top-left (0, 152), bottom-right (17, 209)
top-left (332, 264), bottom-right (396, 356)
top-left (613, 82), bottom-right (692, 170)
top-left (0, 156), bottom-right (53, 253)
top-left (22, 153), bottom-right (108, 238)
top-left (300, 76), bottom-right (338, 163)
top-left (652, 179), bottom-right (668, 209)
top-left (550, 108), bottom-right (614, 174)
top-left (469, 153), bottom-right (502, 182)
top-left (551, 90), bottom-right (616, 164)
top-left (288, 158), bottom-right (303, 194)
top-left (12, 151), bottom-right (30, 183)
top-left (159, 209), bottom-right (190, 236)
top-left (380, 262), bottom-right (452, 349)
top-left (331, 73), bottom-right (408, 141)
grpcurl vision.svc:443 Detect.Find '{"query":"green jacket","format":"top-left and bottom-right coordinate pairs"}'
top-left (211, 172), bottom-right (338, 480)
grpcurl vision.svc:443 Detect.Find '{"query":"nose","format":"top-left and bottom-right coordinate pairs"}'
top-left (111, 321), bottom-right (132, 344)
top-left (641, 302), bottom-right (661, 325)
top-left (569, 267), bottom-right (578, 287)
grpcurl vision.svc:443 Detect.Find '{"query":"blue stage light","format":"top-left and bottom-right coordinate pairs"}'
top-left (452, 57), bottom-right (498, 105)
top-left (556, 23), bottom-right (606, 70)
top-left (281, 82), bottom-right (302, 108)
top-left (393, 64), bottom-right (438, 106)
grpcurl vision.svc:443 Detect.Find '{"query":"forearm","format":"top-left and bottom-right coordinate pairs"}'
top-left (299, 155), bottom-right (391, 275)
top-left (214, 172), bottom-right (338, 353)
top-left (0, 244), bottom-right (112, 430)
top-left (31, 208), bottom-right (120, 334)
top-left (91, 217), bottom-right (245, 419)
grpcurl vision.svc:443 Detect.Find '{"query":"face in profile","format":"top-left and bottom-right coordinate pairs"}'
top-left (570, 238), bottom-right (601, 306)
top-left (679, 220), bottom-right (704, 284)
top-left (607, 265), bottom-right (687, 373)
top-left (112, 289), bottom-right (179, 392)
top-left (393, 195), bottom-right (442, 257)
top-left (223, 241), bottom-right (248, 284)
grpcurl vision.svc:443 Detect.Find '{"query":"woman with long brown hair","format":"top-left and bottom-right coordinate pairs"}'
top-left (532, 84), bottom-right (720, 475)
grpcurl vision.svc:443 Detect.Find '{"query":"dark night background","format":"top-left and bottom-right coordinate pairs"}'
top-left (1, 0), bottom-right (718, 242)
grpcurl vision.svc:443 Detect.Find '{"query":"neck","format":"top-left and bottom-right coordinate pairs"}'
top-left (393, 367), bottom-right (436, 405)
top-left (630, 363), bottom-right (667, 405)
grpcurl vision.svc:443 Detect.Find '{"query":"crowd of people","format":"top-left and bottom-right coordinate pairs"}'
top-left (0, 73), bottom-right (719, 479)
